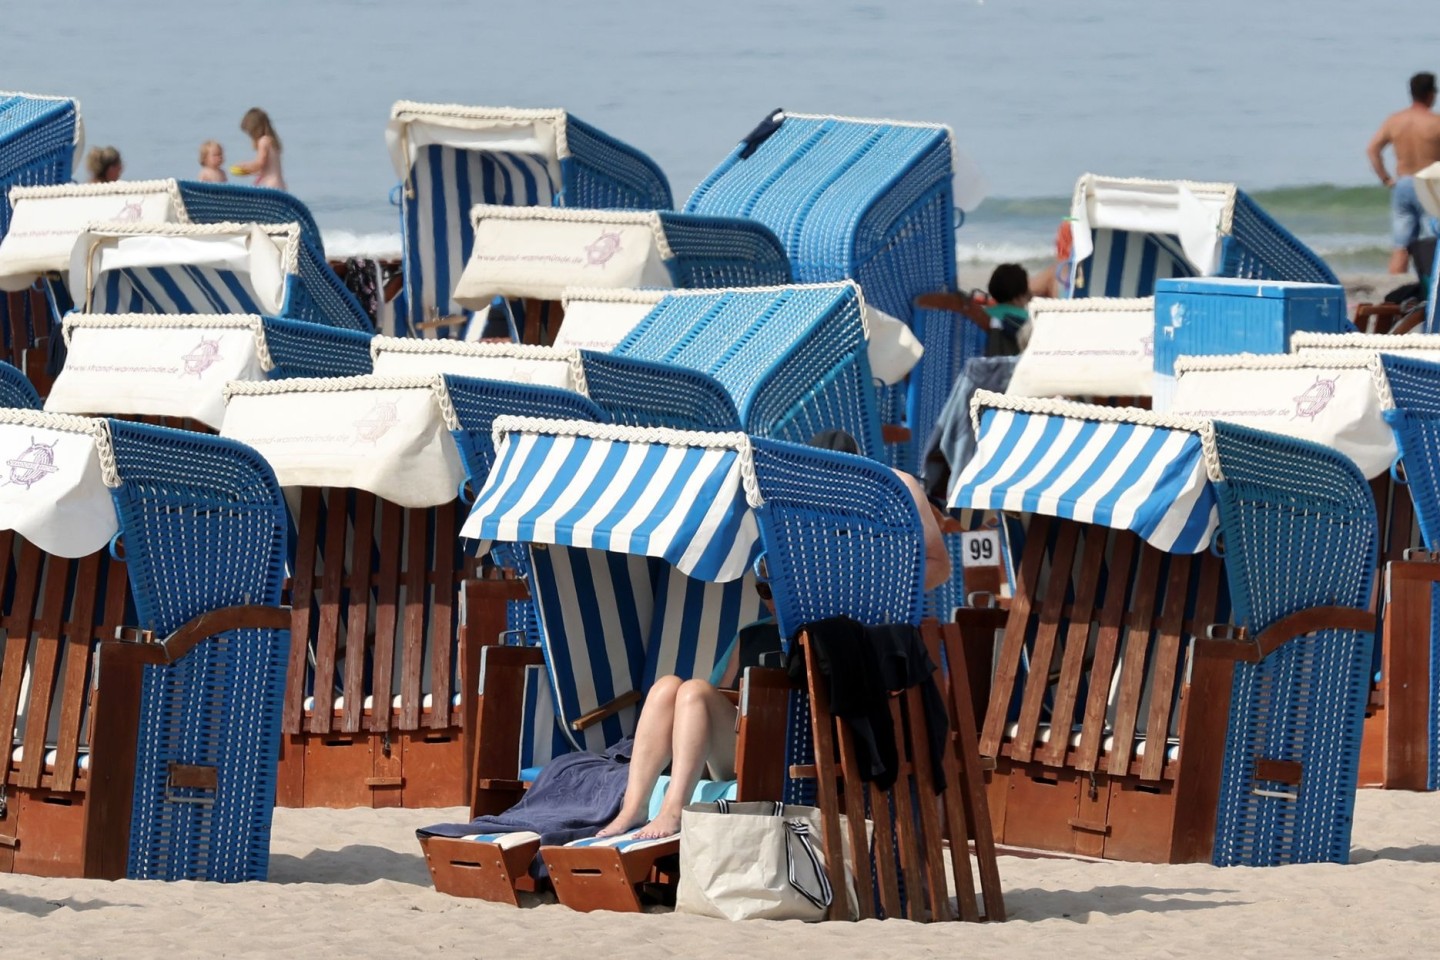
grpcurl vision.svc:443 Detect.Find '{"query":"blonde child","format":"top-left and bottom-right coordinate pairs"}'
top-left (85, 146), bottom-right (122, 183)
top-left (230, 108), bottom-right (286, 190)
top-left (197, 140), bottom-right (226, 183)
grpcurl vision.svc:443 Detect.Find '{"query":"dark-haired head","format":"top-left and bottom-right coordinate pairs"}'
top-left (1412, 72), bottom-right (1437, 104)
top-left (988, 263), bottom-right (1030, 306)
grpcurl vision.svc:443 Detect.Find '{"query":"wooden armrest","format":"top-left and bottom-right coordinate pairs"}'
top-left (882, 424), bottom-right (912, 445)
top-left (114, 604), bottom-right (292, 666)
top-left (1195, 606), bottom-right (1375, 663)
top-left (571, 689), bottom-right (643, 732)
top-left (1391, 306), bottom-right (1427, 335)
top-left (953, 606), bottom-right (1008, 631)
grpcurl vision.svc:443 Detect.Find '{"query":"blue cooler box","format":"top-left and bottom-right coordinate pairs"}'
top-left (1152, 277), bottom-right (1348, 375)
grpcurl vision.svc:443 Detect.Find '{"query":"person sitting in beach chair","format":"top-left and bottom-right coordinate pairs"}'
top-left (594, 429), bottom-right (952, 842)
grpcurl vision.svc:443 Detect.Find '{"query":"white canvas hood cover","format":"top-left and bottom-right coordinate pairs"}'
top-left (1008, 297), bottom-right (1154, 398)
top-left (0, 409), bottom-right (119, 558)
top-left (555, 287), bottom-right (668, 351)
top-left (45, 314), bottom-right (273, 429)
top-left (1169, 353), bottom-right (1397, 479)
top-left (370, 336), bottom-right (585, 392)
top-left (1069, 174), bottom-right (1236, 278)
top-left (1292, 330), bottom-right (1440, 364)
top-left (385, 101), bottom-right (568, 192)
top-left (71, 221), bottom-right (296, 316)
top-left (452, 205), bottom-right (675, 307)
top-left (0, 180), bottom-right (184, 291)
top-left (221, 375), bottom-right (465, 508)
top-left (1415, 161), bottom-right (1440, 220)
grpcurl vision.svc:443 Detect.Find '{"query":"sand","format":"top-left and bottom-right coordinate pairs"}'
top-left (2, 788), bottom-right (1438, 959)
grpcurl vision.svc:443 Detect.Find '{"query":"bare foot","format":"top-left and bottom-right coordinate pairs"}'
top-left (595, 809), bottom-right (647, 838)
top-left (633, 810), bottom-right (681, 839)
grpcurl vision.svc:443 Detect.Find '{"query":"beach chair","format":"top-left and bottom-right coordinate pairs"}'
top-left (40, 313), bottom-right (369, 429)
top-left (0, 409), bottom-right (290, 881)
top-left (220, 374), bottom-right (492, 808)
top-left (426, 419), bottom-right (999, 916)
top-left (385, 102), bottom-right (673, 338)
top-left (686, 111), bottom-right (966, 473)
top-left (1067, 174), bottom-right (1338, 299)
top-left (445, 204), bottom-right (791, 342)
top-left (0, 93), bottom-right (81, 386)
top-left (0, 180), bottom-right (370, 341)
top-left (950, 392), bottom-right (1376, 865)
top-left (1168, 351), bottom-right (1417, 787)
top-left (68, 221), bottom-right (370, 332)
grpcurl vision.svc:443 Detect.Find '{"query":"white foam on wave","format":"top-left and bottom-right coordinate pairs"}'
top-left (322, 229), bottom-right (404, 260)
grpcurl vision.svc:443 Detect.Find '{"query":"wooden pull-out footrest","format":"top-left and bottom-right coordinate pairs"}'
top-left (420, 832), bottom-right (542, 906)
top-left (540, 833), bottom-right (681, 913)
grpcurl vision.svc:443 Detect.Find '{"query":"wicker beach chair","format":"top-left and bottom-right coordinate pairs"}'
top-left (0, 93), bottom-right (82, 386)
top-left (950, 392), bottom-right (1376, 865)
top-left (425, 418), bottom-right (994, 914)
top-left (0, 180), bottom-right (369, 337)
top-left (39, 313), bottom-right (371, 430)
top-left (385, 103), bottom-right (673, 338)
top-left (0, 358), bottom-right (40, 410)
top-left (0, 410), bottom-right (290, 881)
top-left (69, 221), bottom-right (370, 331)
top-left (1067, 174), bottom-right (1338, 298)
top-left (445, 204), bottom-right (790, 342)
top-left (685, 111), bottom-right (966, 474)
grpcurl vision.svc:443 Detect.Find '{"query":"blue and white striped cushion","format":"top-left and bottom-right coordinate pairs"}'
top-left (950, 405), bottom-right (1218, 553)
top-left (402, 144), bottom-right (555, 334)
top-left (91, 265), bottom-right (267, 315)
top-left (1079, 228), bottom-right (1194, 299)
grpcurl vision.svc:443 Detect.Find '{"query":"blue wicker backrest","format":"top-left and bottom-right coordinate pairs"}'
top-left (176, 181), bottom-right (324, 252)
top-left (609, 285), bottom-right (879, 451)
top-left (0, 359), bottom-right (41, 409)
top-left (442, 372), bottom-right (607, 488)
top-left (561, 114), bottom-right (673, 211)
top-left (750, 437), bottom-right (924, 639)
top-left (0, 95), bottom-right (78, 240)
top-left (260, 316), bottom-right (373, 379)
top-left (1221, 191), bottom-right (1339, 286)
top-left (106, 420), bottom-right (288, 635)
top-left (686, 114), bottom-right (956, 321)
top-left (1378, 353), bottom-right (1440, 550)
top-left (1208, 421), bottom-right (1376, 632)
top-left (655, 212), bottom-right (791, 289)
top-left (580, 353), bottom-right (740, 431)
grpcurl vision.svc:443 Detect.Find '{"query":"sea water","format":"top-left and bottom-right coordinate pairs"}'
top-left (4, 0), bottom-right (1431, 270)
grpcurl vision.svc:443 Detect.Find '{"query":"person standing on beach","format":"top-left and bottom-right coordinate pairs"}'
top-left (230, 108), bottom-right (286, 190)
top-left (1367, 72), bottom-right (1440, 274)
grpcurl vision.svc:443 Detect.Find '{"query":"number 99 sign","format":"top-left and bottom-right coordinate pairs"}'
top-left (959, 530), bottom-right (1000, 568)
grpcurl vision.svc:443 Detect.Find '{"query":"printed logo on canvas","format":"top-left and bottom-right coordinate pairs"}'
top-left (354, 399), bottom-right (399, 444)
top-left (1293, 375), bottom-right (1338, 421)
top-left (181, 337), bottom-right (224, 378)
top-left (4, 436), bottom-right (59, 489)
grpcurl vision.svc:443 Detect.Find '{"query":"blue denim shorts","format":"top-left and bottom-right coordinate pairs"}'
top-left (1392, 176), bottom-right (1435, 248)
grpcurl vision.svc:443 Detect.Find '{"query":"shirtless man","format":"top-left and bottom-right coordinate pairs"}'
top-left (1367, 72), bottom-right (1440, 274)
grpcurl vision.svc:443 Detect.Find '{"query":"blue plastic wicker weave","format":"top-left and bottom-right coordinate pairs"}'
top-left (686, 113), bottom-right (958, 472)
top-left (604, 285), bottom-right (883, 456)
top-left (1206, 422), bottom-right (1376, 867)
top-left (174, 182), bottom-right (371, 331)
top-left (260, 315), bottom-right (374, 379)
top-left (749, 436), bottom-right (927, 805)
top-left (653, 213), bottom-right (792, 290)
top-left (393, 107), bottom-right (672, 337)
top-left (106, 419), bottom-right (289, 882)
top-left (0, 358), bottom-right (40, 409)
top-left (1376, 353), bottom-right (1440, 788)
top-left (0, 94), bottom-right (79, 240)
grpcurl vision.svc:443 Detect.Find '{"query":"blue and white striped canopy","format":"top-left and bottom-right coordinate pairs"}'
top-left (460, 419), bottom-right (760, 582)
top-left (949, 396), bottom-right (1219, 553)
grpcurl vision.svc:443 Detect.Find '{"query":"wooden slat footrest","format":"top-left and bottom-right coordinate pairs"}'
top-left (540, 836), bottom-right (680, 913)
top-left (420, 833), bottom-right (542, 906)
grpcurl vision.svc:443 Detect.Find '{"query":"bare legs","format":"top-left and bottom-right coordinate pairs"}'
top-left (1391, 246), bottom-right (1412, 275)
top-left (595, 676), bottom-right (737, 839)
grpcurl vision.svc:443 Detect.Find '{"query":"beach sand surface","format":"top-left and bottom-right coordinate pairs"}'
top-left (2, 789), bottom-right (1437, 958)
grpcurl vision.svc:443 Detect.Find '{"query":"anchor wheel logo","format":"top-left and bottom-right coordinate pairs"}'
top-left (4, 437), bottom-right (59, 489)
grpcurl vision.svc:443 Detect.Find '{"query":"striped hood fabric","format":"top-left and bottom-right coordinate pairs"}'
top-left (461, 419), bottom-right (761, 582)
top-left (949, 395), bottom-right (1219, 554)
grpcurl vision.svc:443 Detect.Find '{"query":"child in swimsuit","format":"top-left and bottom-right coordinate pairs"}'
top-left (231, 108), bottom-right (286, 191)
top-left (197, 140), bottom-right (226, 183)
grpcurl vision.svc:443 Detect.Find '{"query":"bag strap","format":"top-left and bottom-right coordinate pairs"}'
top-left (784, 818), bottom-right (834, 910)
